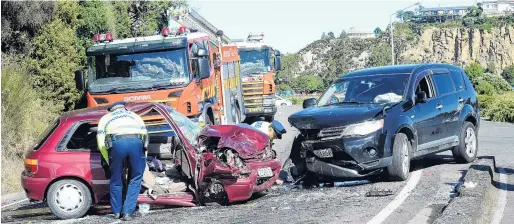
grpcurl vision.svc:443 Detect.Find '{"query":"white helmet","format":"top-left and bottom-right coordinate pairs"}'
top-left (251, 121), bottom-right (272, 137)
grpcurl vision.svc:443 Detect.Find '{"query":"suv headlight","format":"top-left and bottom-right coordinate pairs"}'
top-left (342, 119), bottom-right (383, 137)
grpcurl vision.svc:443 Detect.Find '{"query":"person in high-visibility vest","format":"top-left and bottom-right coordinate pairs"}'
top-left (97, 101), bottom-right (148, 221)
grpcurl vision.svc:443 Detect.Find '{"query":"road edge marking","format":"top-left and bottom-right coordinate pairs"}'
top-left (491, 167), bottom-right (508, 224)
top-left (1, 198), bottom-right (28, 209)
top-left (367, 169), bottom-right (423, 224)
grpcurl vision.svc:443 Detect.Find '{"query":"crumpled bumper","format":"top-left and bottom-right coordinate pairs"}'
top-left (305, 156), bottom-right (392, 178)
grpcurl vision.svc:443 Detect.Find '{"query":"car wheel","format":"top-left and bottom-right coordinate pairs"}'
top-left (47, 179), bottom-right (92, 220)
top-left (387, 133), bottom-right (411, 181)
top-left (452, 121), bottom-right (478, 163)
top-left (281, 103), bottom-right (287, 106)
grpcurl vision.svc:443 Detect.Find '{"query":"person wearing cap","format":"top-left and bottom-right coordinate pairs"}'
top-left (97, 101), bottom-right (148, 221)
top-left (250, 120), bottom-right (286, 145)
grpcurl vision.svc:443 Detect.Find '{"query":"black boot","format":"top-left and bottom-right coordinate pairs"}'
top-left (104, 213), bottom-right (120, 219)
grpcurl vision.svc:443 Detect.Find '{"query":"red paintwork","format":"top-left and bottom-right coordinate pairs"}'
top-left (22, 102), bottom-right (281, 210)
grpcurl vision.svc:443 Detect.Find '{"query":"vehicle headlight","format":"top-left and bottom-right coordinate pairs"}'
top-left (263, 99), bottom-right (274, 105)
top-left (342, 119), bottom-right (384, 137)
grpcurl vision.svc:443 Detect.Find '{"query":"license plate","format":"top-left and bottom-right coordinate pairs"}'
top-left (314, 148), bottom-right (333, 158)
top-left (258, 167), bottom-right (273, 177)
top-left (264, 108), bottom-right (273, 113)
top-left (247, 108), bottom-right (262, 112)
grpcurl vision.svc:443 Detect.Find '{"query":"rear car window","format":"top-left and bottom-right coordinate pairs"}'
top-left (33, 118), bottom-right (60, 151)
top-left (432, 73), bottom-right (456, 96)
top-left (449, 69), bottom-right (466, 91)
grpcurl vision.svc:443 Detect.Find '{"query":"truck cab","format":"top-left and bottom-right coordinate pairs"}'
top-left (75, 27), bottom-right (243, 126)
top-left (234, 33), bottom-right (282, 121)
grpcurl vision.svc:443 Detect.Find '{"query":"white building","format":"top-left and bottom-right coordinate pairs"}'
top-left (347, 27), bottom-right (376, 39)
top-left (480, 0), bottom-right (514, 15)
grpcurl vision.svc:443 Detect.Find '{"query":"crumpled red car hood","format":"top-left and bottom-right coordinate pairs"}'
top-left (199, 124), bottom-right (270, 159)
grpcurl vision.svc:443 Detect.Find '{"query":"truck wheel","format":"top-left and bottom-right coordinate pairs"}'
top-left (387, 133), bottom-right (411, 181)
top-left (452, 121), bottom-right (478, 163)
top-left (265, 115), bottom-right (274, 122)
top-left (47, 179), bottom-right (92, 220)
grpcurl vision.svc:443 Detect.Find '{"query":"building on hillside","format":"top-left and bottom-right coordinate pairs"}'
top-left (346, 27), bottom-right (375, 39)
top-left (479, 0), bottom-right (514, 15)
top-left (413, 5), bottom-right (470, 23)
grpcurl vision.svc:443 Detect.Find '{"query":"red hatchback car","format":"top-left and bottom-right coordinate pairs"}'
top-left (22, 102), bottom-right (281, 219)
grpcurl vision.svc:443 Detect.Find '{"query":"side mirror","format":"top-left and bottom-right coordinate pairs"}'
top-left (275, 50), bottom-right (281, 56)
top-left (75, 70), bottom-right (85, 91)
top-left (196, 48), bottom-right (208, 57)
top-left (416, 91), bottom-right (427, 104)
top-left (303, 98), bottom-right (317, 109)
top-left (198, 58), bottom-right (210, 79)
top-left (274, 56), bottom-right (281, 71)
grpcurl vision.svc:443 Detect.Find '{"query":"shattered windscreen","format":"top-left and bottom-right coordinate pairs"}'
top-left (317, 73), bottom-right (410, 106)
top-left (88, 48), bottom-right (190, 94)
top-left (165, 107), bottom-right (201, 146)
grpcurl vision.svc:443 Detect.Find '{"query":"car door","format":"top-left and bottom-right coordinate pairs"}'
top-left (408, 70), bottom-right (441, 149)
top-left (431, 68), bottom-right (460, 145)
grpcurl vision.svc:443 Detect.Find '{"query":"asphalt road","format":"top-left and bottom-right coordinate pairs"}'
top-left (2, 105), bottom-right (513, 224)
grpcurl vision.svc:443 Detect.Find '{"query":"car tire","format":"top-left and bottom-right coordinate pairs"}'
top-left (387, 133), bottom-right (411, 181)
top-left (452, 121), bottom-right (478, 163)
top-left (47, 179), bottom-right (92, 220)
top-left (281, 103), bottom-right (287, 106)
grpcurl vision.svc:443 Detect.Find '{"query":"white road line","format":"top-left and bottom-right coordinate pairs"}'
top-left (491, 168), bottom-right (508, 224)
top-left (367, 169), bottom-right (423, 224)
top-left (1, 198), bottom-right (28, 209)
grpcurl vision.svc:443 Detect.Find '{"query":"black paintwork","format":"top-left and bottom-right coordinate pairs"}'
top-left (288, 63), bottom-right (480, 178)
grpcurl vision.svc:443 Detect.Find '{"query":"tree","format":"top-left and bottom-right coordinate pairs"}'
top-left (327, 31), bottom-right (335, 39)
top-left (396, 10), bottom-right (405, 21)
top-left (321, 32), bottom-right (327, 39)
top-left (1, 1), bottom-right (56, 54)
top-left (502, 65), bottom-right (514, 85)
top-left (294, 74), bottom-right (323, 93)
top-left (28, 1), bottom-right (82, 111)
top-left (367, 43), bottom-right (391, 67)
top-left (464, 62), bottom-right (485, 83)
top-left (403, 11), bottom-right (415, 21)
top-left (373, 27), bottom-right (382, 37)
top-left (339, 30), bottom-right (347, 39)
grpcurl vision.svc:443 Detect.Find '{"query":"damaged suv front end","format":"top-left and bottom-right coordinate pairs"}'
top-left (288, 71), bottom-right (411, 181)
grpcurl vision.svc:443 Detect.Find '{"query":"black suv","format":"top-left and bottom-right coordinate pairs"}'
top-left (288, 64), bottom-right (480, 181)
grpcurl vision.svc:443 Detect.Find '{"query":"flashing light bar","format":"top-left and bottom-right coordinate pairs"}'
top-left (247, 33), bottom-right (264, 42)
top-left (93, 33), bottom-right (113, 43)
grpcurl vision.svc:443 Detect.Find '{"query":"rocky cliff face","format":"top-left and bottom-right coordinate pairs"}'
top-left (401, 25), bottom-right (514, 70)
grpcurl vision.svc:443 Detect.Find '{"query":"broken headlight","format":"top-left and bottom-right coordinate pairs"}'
top-left (342, 119), bottom-right (383, 137)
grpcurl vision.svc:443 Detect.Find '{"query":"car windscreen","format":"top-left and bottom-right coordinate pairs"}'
top-left (239, 48), bottom-right (271, 76)
top-left (317, 73), bottom-right (410, 106)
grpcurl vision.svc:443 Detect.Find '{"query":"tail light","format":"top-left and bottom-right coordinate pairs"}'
top-left (24, 158), bottom-right (38, 174)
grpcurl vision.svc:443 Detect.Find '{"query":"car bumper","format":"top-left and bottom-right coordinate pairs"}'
top-left (220, 158), bottom-right (281, 203)
top-left (300, 131), bottom-right (392, 178)
top-left (245, 105), bottom-right (277, 117)
top-left (21, 173), bottom-right (51, 201)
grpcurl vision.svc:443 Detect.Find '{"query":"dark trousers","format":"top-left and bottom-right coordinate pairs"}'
top-left (108, 137), bottom-right (145, 215)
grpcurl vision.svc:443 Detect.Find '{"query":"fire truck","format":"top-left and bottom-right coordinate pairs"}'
top-left (74, 6), bottom-right (245, 126)
top-left (233, 33), bottom-right (281, 122)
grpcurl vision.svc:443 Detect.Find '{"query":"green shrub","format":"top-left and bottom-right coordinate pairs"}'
top-left (483, 73), bottom-right (512, 93)
top-left (475, 79), bottom-right (495, 95)
top-left (288, 96), bottom-right (303, 105)
top-left (1, 63), bottom-right (59, 194)
top-left (481, 92), bottom-right (514, 123)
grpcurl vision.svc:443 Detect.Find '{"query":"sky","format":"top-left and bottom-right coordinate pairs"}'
top-left (192, 0), bottom-right (477, 54)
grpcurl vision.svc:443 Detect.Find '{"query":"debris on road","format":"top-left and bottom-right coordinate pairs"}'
top-left (334, 180), bottom-right (370, 187)
top-left (365, 189), bottom-right (394, 197)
